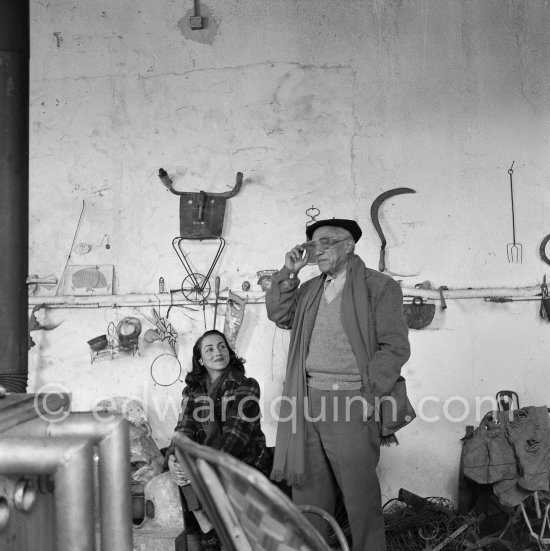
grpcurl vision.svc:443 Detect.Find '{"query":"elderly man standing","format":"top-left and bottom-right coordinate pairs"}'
top-left (266, 218), bottom-right (410, 551)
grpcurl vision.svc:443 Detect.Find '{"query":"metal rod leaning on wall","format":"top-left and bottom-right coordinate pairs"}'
top-left (4, 413), bottom-right (132, 551)
top-left (27, 284), bottom-right (543, 309)
top-left (0, 437), bottom-right (95, 551)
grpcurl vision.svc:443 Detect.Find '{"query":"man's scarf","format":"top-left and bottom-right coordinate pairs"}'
top-left (270, 255), bottom-right (377, 487)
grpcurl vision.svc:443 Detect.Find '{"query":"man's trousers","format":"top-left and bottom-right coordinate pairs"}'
top-left (292, 386), bottom-right (386, 551)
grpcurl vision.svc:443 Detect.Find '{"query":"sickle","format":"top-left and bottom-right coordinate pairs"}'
top-left (540, 234), bottom-right (550, 266)
top-left (370, 187), bottom-right (416, 272)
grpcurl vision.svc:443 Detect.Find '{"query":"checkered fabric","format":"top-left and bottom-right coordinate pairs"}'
top-left (173, 433), bottom-right (337, 551)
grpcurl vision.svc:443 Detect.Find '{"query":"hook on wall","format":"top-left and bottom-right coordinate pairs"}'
top-left (306, 205), bottom-right (320, 226)
top-left (98, 234), bottom-right (111, 250)
top-left (73, 234), bottom-right (111, 255)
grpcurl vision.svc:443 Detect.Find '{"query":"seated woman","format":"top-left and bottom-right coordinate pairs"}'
top-left (167, 329), bottom-right (272, 550)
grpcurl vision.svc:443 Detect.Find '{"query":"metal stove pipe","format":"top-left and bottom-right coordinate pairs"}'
top-left (0, 0), bottom-right (30, 392)
top-left (6, 412), bottom-right (133, 551)
top-left (0, 437), bottom-right (95, 551)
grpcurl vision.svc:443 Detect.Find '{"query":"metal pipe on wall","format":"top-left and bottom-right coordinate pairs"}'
top-left (0, 0), bottom-right (30, 392)
top-left (0, 437), bottom-right (95, 551)
top-left (25, 284), bottom-right (543, 310)
top-left (6, 412), bottom-right (133, 551)
top-left (28, 291), bottom-right (269, 308)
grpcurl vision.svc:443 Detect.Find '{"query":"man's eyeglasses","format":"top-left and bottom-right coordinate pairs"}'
top-left (301, 237), bottom-right (348, 252)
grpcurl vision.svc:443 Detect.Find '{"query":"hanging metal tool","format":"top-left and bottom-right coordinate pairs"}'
top-left (540, 234), bottom-right (550, 266)
top-left (144, 308), bottom-right (178, 355)
top-left (402, 297), bottom-right (435, 330)
top-left (438, 286), bottom-right (448, 310)
top-left (506, 162), bottom-right (522, 263)
top-left (56, 200), bottom-right (85, 295)
top-left (305, 205), bottom-right (320, 226)
top-left (305, 206), bottom-right (321, 265)
top-left (223, 290), bottom-right (247, 348)
top-left (159, 169), bottom-right (244, 302)
top-left (158, 169), bottom-right (243, 238)
top-left (370, 188), bottom-right (416, 272)
top-left (540, 275), bottom-right (550, 321)
top-left (212, 276), bottom-right (220, 330)
top-left (171, 236), bottom-right (225, 302)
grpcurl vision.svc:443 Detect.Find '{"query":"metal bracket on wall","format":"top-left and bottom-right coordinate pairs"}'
top-left (157, 169), bottom-right (243, 239)
top-left (171, 236), bottom-right (226, 303)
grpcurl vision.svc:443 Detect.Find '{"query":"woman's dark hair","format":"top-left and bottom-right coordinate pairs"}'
top-left (185, 329), bottom-right (245, 387)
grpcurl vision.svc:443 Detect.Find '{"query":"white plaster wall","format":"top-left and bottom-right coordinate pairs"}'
top-left (28, 0), bottom-right (550, 503)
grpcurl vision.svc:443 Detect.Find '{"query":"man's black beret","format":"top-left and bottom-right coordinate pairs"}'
top-left (305, 218), bottom-right (362, 243)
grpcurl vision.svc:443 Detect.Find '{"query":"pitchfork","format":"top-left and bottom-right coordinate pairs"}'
top-left (506, 161), bottom-right (522, 263)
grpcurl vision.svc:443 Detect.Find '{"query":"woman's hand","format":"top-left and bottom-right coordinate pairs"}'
top-left (167, 454), bottom-right (191, 486)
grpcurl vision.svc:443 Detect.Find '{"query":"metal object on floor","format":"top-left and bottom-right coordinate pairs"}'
top-left (173, 433), bottom-right (349, 551)
top-left (0, 398), bottom-right (132, 551)
top-left (383, 489), bottom-right (479, 551)
top-left (297, 504), bottom-right (350, 551)
top-left (519, 491), bottom-right (550, 551)
top-left (0, 437), bottom-right (94, 551)
top-left (7, 412), bottom-right (132, 551)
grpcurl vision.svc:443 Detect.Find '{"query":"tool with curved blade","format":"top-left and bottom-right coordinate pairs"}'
top-left (540, 234), bottom-right (550, 266)
top-left (370, 187), bottom-right (416, 272)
